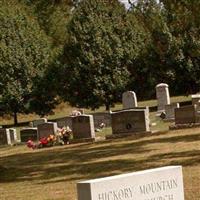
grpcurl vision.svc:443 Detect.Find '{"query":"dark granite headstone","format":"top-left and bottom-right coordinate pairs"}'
top-left (37, 122), bottom-right (58, 139)
top-left (20, 128), bottom-right (38, 142)
top-left (111, 109), bottom-right (150, 135)
top-left (72, 115), bottom-right (95, 139)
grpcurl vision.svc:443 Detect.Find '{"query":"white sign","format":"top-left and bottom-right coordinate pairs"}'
top-left (77, 166), bottom-right (184, 200)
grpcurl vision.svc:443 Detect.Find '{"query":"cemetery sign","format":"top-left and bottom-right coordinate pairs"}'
top-left (77, 166), bottom-right (184, 200)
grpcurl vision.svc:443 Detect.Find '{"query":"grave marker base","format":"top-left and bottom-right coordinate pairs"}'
top-left (69, 138), bottom-right (96, 144)
top-left (106, 131), bottom-right (152, 140)
top-left (163, 118), bottom-right (175, 122)
top-left (169, 122), bottom-right (200, 130)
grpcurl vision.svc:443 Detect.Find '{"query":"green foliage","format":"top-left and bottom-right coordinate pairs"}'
top-left (161, 0), bottom-right (200, 94)
top-left (60, 0), bottom-right (146, 109)
top-left (21, 0), bottom-right (73, 46)
top-left (128, 0), bottom-right (171, 99)
top-left (129, 0), bottom-right (200, 98)
top-left (1, 0), bottom-right (200, 120)
top-left (29, 62), bottom-right (62, 116)
top-left (0, 2), bottom-right (53, 123)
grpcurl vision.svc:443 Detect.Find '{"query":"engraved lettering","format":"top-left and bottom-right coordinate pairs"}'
top-left (97, 187), bottom-right (134, 200)
top-left (118, 189), bottom-right (124, 199)
top-left (113, 190), bottom-right (119, 200)
top-left (98, 193), bottom-right (105, 200)
top-left (139, 179), bottom-right (178, 195)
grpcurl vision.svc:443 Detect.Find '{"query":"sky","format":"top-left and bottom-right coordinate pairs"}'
top-left (119, 0), bottom-right (160, 9)
top-left (119, 0), bottom-right (134, 9)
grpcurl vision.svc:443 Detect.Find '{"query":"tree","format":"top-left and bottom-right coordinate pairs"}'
top-left (0, 2), bottom-right (53, 124)
top-left (21, 0), bottom-right (74, 47)
top-left (129, 0), bottom-right (200, 98)
top-left (28, 62), bottom-right (62, 117)
top-left (127, 0), bottom-right (172, 99)
top-left (59, 0), bottom-right (146, 110)
top-left (161, 0), bottom-right (200, 94)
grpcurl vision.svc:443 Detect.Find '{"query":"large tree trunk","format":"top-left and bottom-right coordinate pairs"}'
top-left (14, 112), bottom-right (18, 125)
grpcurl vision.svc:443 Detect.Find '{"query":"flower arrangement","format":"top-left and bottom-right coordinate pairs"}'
top-left (38, 134), bottom-right (56, 148)
top-left (57, 126), bottom-right (72, 145)
top-left (26, 126), bottom-right (72, 149)
top-left (27, 140), bottom-right (37, 149)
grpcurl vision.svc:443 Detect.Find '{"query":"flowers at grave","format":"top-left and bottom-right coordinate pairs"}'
top-left (26, 127), bottom-right (72, 149)
top-left (26, 139), bottom-right (37, 149)
top-left (38, 134), bottom-right (56, 148)
top-left (39, 137), bottom-right (48, 146)
top-left (57, 126), bottom-right (72, 145)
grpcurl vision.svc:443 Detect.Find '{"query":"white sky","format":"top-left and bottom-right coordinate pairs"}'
top-left (119, 0), bottom-right (160, 9)
top-left (119, 0), bottom-right (132, 9)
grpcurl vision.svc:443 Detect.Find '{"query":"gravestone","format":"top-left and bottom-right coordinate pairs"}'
top-left (32, 118), bottom-right (47, 127)
top-left (195, 100), bottom-right (200, 115)
top-left (37, 122), bottom-right (58, 139)
top-left (0, 129), bottom-right (11, 145)
top-left (165, 103), bottom-right (180, 121)
top-left (72, 115), bottom-right (95, 139)
top-left (111, 108), bottom-right (150, 136)
top-left (122, 91), bottom-right (138, 109)
top-left (8, 128), bottom-right (17, 143)
top-left (20, 128), bottom-right (38, 142)
top-left (191, 94), bottom-right (200, 105)
top-left (77, 166), bottom-right (184, 200)
top-left (92, 112), bottom-right (111, 128)
top-left (156, 83), bottom-right (170, 112)
top-left (0, 128), bottom-right (17, 145)
top-left (56, 116), bottom-right (73, 129)
top-left (175, 105), bottom-right (197, 125)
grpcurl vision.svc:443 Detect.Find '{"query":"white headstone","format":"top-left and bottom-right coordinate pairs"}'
top-left (191, 94), bottom-right (200, 105)
top-left (195, 99), bottom-right (200, 113)
top-left (9, 128), bottom-right (17, 143)
top-left (0, 128), bottom-right (17, 145)
top-left (156, 83), bottom-right (170, 112)
top-left (122, 91), bottom-right (138, 109)
top-left (6, 130), bottom-right (11, 145)
top-left (165, 103), bottom-right (180, 120)
top-left (77, 166), bottom-right (184, 200)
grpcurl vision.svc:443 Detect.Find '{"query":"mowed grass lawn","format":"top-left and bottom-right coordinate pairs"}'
top-left (1, 127), bottom-right (200, 200)
top-left (0, 95), bottom-right (191, 126)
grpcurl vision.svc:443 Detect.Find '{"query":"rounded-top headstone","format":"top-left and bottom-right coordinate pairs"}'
top-left (122, 91), bottom-right (138, 109)
top-left (156, 83), bottom-right (169, 88)
top-left (156, 83), bottom-right (170, 112)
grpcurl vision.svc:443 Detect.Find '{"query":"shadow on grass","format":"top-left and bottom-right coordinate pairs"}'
top-left (1, 132), bottom-right (200, 184)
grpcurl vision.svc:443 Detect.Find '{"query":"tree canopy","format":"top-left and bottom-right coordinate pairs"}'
top-left (59, 0), bottom-right (147, 110)
top-left (128, 0), bottom-right (200, 98)
top-left (0, 2), bottom-right (53, 124)
top-left (1, 0), bottom-right (200, 123)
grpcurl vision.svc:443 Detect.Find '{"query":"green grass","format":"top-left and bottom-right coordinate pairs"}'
top-left (0, 95), bottom-right (191, 126)
top-left (0, 95), bottom-right (198, 200)
top-left (1, 95), bottom-right (188, 139)
top-left (1, 127), bottom-right (200, 200)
